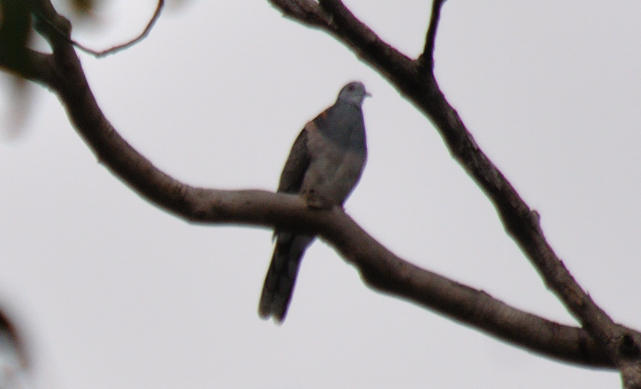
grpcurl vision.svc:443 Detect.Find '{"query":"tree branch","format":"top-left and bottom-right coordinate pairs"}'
top-left (71, 0), bottom-right (165, 58)
top-left (13, 0), bottom-right (625, 370)
top-left (276, 0), bottom-right (641, 384)
top-left (268, 0), bottom-right (332, 28)
top-left (417, 0), bottom-right (446, 72)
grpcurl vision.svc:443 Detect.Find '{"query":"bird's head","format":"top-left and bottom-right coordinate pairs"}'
top-left (337, 82), bottom-right (371, 106)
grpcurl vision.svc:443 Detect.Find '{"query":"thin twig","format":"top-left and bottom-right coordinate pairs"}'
top-left (36, 0), bottom-right (164, 58)
top-left (418, 0), bottom-right (446, 71)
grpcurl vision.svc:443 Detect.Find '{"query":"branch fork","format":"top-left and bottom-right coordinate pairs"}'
top-left (1, 0), bottom-right (640, 385)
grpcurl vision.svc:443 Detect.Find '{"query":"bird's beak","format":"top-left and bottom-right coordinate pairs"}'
top-left (365, 91), bottom-right (372, 98)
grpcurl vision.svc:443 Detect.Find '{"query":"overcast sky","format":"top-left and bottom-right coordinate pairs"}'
top-left (1, 0), bottom-right (640, 387)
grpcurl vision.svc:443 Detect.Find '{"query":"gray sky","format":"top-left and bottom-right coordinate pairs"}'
top-left (1, 0), bottom-right (639, 387)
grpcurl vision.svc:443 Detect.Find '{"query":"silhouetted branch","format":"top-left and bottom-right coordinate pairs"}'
top-left (7, 0), bottom-right (620, 370)
top-left (417, 0), bottom-right (446, 72)
top-left (268, 0), bottom-right (331, 27)
top-left (4, 0), bottom-right (640, 381)
top-left (274, 0), bottom-right (641, 385)
top-left (34, 0), bottom-right (164, 58)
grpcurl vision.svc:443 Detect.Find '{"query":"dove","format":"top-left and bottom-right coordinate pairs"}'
top-left (259, 82), bottom-right (370, 323)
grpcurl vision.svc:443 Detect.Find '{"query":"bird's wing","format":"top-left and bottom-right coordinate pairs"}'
top-left (277, 127), bottom-right (312, 194)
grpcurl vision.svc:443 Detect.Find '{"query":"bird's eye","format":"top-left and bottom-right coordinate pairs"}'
top-left (347, 85), bottom-right (355, 91)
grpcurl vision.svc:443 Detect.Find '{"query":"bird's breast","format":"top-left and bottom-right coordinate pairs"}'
top-left (301, 123), bottom-right (366, 208)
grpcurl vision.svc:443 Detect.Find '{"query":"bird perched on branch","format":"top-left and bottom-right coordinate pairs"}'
top-left (258, 81), bottom-right (370, 323)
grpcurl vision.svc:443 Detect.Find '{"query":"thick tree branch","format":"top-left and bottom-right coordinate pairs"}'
top-left (318, 0), bottom-right (419, 89)
top-left (268, 0), bottom-right (332, 28)
top-left (0, 46), bottom-right (54, 84)
top-left (9, 0), bottom-right (623, 370)
top-left (274, 0), bottom-right (641, 384)
top-left (0, 2), bottom-right (54, 83)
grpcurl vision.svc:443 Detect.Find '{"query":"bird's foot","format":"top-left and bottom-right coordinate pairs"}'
top-left (303, 190), bottom-right (334, 210)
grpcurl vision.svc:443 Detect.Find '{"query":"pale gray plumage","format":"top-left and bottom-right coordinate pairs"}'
top-left (259, 82), bottom-right (370, 323)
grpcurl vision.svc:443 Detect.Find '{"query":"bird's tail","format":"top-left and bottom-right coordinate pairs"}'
top-left (258, 233), bottom-right (314, 323)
